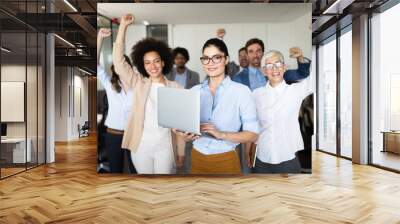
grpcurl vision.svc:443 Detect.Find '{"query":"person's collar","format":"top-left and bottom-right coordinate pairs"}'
top-left (249, 66), bottom-right (259, 70)
top-left (175, 66), bottom-right (187, 74)
top-left (201, 75), bottom-right (231, 89)
top-left (249, 66), bottom-right (261, 74)
top-left (266, 80), bottom-right (286, 90)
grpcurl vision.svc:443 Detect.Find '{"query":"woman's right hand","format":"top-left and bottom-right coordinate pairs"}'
top-left (120, 14), bottom-right (135, 27)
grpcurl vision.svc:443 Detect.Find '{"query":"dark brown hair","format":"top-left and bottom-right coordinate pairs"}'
top-left (110, 55), bottom-right (132, 93)
top-left (245, 38), bottom-right (265, 53)
top-left (202, 38), bottom-right (229, 75)
top-left (173, 47), bottom-right (190, 61)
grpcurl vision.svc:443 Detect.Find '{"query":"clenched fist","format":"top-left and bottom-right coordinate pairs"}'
top-left (120, 14), bottom-right (134, 27)
top-left (289, 47), bottom-right (305, 63)
top-left (216, 28), bottom-right (226, 39)
top-left (98, 28), bottom-right (111, 39)
top-left (289, 47), bottom-right (303, 58)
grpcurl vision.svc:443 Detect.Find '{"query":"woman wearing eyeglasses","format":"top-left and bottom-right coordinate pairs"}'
top-left (113, 14), bottom-right (185, 174)
top-left (178, 38), bottom-right (259, 174)
top-left (249, 49), bottom-right (312, 173)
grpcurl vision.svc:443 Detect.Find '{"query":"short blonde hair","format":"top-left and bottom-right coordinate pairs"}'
top-left (261, 50), bottom-right (285, 66)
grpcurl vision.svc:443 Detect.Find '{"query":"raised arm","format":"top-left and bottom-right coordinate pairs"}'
top-left (283, 47), bottom-right (311, 82)
top-left (97, 28), bottom-right (111, 65)
top-left (96, 28), bottom-right (113, 88)
top-left (113, 14), bottom-right (139, 89)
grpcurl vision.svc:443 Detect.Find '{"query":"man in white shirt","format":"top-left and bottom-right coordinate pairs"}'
top-left (249, 49), bottom-right (312, 173)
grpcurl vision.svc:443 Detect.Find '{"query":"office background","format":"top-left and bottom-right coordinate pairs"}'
top-left (0, 1), bottom-right (46, 178)
top-left (96, 3), bottom-right (314, 174)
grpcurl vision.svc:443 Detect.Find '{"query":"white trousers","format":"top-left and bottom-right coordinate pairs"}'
top-left (130, 145), bottom-right (175, 174)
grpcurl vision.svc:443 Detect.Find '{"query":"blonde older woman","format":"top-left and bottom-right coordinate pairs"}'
top-left (248, 49), bottom-right (312, 173)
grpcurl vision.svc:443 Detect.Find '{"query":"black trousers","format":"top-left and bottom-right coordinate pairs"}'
top-left (252, 156), bottom-right (301, 174)
top-left (105, 132), bottom-right (136, 173)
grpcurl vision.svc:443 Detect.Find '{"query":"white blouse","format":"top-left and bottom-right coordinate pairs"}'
top-left (97, 65), bottom-right (133, 131)
top-left (252, 77), bottom-right (313, 164)
top-left (137, 82), bottom-right (173, 151)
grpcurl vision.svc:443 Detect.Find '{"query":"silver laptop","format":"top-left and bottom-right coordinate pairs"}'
top-left (157, 87), bottom-right (200, 135)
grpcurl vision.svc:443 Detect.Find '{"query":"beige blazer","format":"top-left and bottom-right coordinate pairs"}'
top-left (112, 42), bottom-right (184, 156)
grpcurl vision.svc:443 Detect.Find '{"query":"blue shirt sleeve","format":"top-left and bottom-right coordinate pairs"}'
top-left (283, 59), bottom-right (311, 82)
top-left (238, 87), bottom-right (260, 134)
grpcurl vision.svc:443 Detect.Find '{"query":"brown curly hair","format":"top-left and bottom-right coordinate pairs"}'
top-left (130, 38), bottom-right (173, 78)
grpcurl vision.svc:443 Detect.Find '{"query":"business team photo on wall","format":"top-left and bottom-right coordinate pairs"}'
top-left (96, 3), bottom-right (314, 175)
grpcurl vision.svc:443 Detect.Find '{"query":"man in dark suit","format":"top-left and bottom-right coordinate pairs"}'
top-left (166, 47), bottom-right (200, 89)
top-left (233, 38), bottom-right (311, 91)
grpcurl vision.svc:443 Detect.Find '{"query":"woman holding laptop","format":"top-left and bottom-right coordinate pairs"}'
top-left (113, 14), bottom-right (185, 174)
top-left (179, 38), bottom-right (259, 174)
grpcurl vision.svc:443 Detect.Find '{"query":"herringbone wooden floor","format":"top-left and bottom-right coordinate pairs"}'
top-left (1, 135), bottom-right (400, 224)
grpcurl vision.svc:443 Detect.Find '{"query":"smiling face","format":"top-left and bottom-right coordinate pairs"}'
top-left (143, 51), bottom-right (164, 78)
top-left (262, 55), bottom-right (286, 86)
top-left (201, 45), bottom-right (228, 78)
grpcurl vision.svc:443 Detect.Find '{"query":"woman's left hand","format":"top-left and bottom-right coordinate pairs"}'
top-left (200, 123), bottom-right (224, 140)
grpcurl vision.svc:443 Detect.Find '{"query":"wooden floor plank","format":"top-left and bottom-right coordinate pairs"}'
top-left (0, 135), bottom-right (399, 223)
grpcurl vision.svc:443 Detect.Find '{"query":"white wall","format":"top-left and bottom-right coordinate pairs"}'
top-left (55, 67), bottom-right (69, 141)
top-left (55, 67), bottom-right (89, 141)
top-left (125, 24), bottom-right (147, 55)
top-left (72, 74), bottom-right (89, 138)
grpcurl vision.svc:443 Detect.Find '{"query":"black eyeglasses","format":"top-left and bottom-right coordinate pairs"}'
top-left (200, 55), bottom-right (225, 65)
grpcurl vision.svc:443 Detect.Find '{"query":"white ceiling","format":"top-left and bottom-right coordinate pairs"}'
top-left (97, 3), bottom-right (311, 25)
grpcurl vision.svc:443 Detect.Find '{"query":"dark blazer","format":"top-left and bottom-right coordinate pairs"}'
top-left (166, 67), bottom-right (200, 89)
top-left (233, 59), bottom-right (311, 89)
top-left (226, 61), bottom-right (240, 78)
